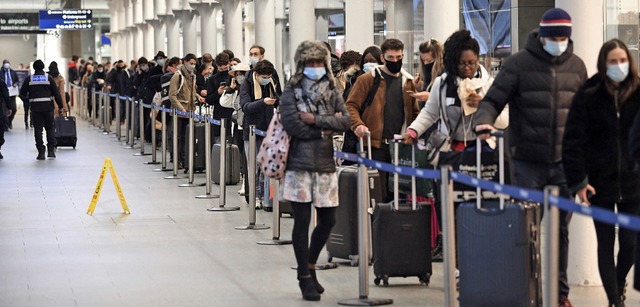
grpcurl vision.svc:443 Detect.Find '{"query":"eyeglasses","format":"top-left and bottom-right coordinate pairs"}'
top-left (458, 61), bottom-right (479, 68)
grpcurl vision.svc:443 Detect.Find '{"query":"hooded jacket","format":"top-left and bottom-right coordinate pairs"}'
top-left (345, 66), bottom-right (420, 148)
top-left (239, 69), bottom-right (282, 140)
top-left (474, 30), bottom-right (588, 163)
top-left (563, 75), bottom-right (640, 203)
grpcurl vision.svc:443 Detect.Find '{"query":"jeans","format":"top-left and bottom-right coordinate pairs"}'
top-left (244, 138), bottom-right (264, 201)
top-left (513, 160), bottom-right (572, 299)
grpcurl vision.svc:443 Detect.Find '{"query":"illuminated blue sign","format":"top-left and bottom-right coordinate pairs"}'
top-left (39, 9), bottom-right (92, 30)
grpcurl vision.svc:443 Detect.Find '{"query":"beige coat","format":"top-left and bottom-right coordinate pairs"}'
top-left (53, 75), bottom-right (69, 117)
top-left (168, 66), bottom-right (196, 117)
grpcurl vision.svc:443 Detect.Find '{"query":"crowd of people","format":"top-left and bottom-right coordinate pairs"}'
top-left (3, 6), bottom-right (640, 306)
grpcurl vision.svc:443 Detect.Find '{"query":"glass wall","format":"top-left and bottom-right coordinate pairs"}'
top-left (461, 0), bottom-right (512, 75)
top-left (605, 0), bottom-right (639, 68)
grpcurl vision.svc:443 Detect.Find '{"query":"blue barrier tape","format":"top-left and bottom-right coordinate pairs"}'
top-left (140, 102), bottom-right (153, 108)
top-left (207, 117), bottom-right (221, 125)
top-left (159, 107), bottom-right (172, 113)
top-left (118, 95), bottom-right (128, 100)
top-left (193, 114), bottom-right (205, 122)
top-left (175, 110), bottom-right (189, 117)
top-left (108, 93), bottom-right (117, 98)
top-left (450, 171), bottom-right (640, 231)
top-left (128, 97), bottom-right (134, 102)
top-left (334, 151), bottom-right (441, 180)
top-left (253, 128), bottom-right (266, 137)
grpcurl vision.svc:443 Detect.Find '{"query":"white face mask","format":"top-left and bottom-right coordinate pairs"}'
top-left (3, 63), bottom-right (9, 69)
top-left (249, 57), bottom-right (260, 67)
top-left (362, 62), bottom-right (377, 73)
top-left (236, 75), bottom-right (246, 85)
top-left (542, 38), bottom-right (569, 57)
top-left (606, 62), bottom-right (629, 83)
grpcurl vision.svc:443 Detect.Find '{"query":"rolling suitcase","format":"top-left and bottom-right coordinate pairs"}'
top-left (457, 133), bottom-right (541, 307)
top-left (212, 142), bottom-right (241, 185)
top-left (186, 122), bottom-right (206, 172)
top-left (55, 114), bottom-right (77, 149)
top-left (372, 138), bottom-right (432, 286)
top-left (327, 134), bottom-right (383, 266)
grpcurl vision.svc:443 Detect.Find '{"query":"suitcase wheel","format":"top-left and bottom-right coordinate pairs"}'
top-left (419, 274), bottom-right (431, 286)
top-left (374, 276), bottom-right (389, 287)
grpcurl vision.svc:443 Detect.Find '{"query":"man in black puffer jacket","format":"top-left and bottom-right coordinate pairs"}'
top-left (474, 8), bottom-right (587, 307)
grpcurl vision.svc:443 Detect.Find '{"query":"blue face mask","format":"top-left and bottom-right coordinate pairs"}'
top-left (607, 62), bottom-right (629, 83)
top-left (362, 62), bottom-right (377, 73)
top-left (259, 77), bottom-right (272, 86)
top-left (542, 39), bottom-right (568, 57)
top-left (303, 67), bottom-right (326, 81)
top-left (156, 59), bottom-right (165, 66)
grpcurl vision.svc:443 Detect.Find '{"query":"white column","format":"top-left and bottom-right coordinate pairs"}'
top-left (345, 0), bottom-right (374, 52)
top-left (191, 2), bottom-right (218, 55)
top-left (555, 0), bottom-right (604, 287)
top-left (161, 15), bottom-right (181, 57)
top-left (149, 20), bottom-right (166, 55)
top-left (288, 0), bottom-right (315, 72)
top-left (274, 0), bottom-right (286, 83)
top-left (143, 24), bottom-right (155, 58)
top-left (244, 1), bottom-right (255, 59)
top-left (424, 0), bottom-right (459, 44)
top-left (254, 0), bottom-right (277, 63)
top-left (178, 10), bottom-right (198, 55)
top-left (154, 0), bottom-right (166, 16)
top-left (143, 0), bottom-right (154, 21)
top-left (108, 0), bottom-right (120, 61)
top-left (223, 0), bottom-right (244, 56)
top-left (127, 28), bottom-right (135, 61)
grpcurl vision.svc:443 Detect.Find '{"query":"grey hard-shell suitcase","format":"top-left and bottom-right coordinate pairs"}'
top-left (457, 134), bottom-right (541, 307)
top-left (372, 139), bottom-right (432, 286)
top-left (212, 142), bottom-right (241, 185)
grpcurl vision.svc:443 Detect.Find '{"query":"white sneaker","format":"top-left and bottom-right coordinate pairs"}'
top-left (238, 181), bottom-right (245, 196)
top-left (255, 198), bottom-right (263, 209)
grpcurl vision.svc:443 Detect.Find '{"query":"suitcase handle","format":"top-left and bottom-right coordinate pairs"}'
top-left (392, 135), bottom-right (417, 211)
top-left (475, 131), bottom-right (505, 210)
top-left (358, 131), bottom-right (372, 160)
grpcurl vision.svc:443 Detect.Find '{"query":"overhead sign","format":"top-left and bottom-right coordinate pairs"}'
top-left (0, 13), bottom-right (42, 33)
top-left (39, 9), bottom-right (92, 30)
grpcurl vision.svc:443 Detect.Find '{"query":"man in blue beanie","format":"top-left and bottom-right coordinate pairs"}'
top-left (475, 8), bottom-right (587, 307)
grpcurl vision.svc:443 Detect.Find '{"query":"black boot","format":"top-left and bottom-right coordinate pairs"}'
top-left (309, 269), bottom-right (324, 294)
top-left (47, 147), bottom-right (56, 158)
top-left (36, 145), bottom-right (45, 160)
top-left (298, 276), bottom-right (320, 301)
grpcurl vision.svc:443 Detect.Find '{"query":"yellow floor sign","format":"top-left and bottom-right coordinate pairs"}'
top-left (87, 158), bottom-right (131, 215)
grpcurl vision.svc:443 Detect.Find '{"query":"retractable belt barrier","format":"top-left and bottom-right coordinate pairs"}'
top-left (334, 151), bottom-right (640, 231)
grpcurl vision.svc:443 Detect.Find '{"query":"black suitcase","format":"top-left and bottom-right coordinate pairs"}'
top-left (327, 166), bottom-right (382, 266)
top-left (372, 139), bottom-right (432, 286)
top-left (212, 142), bottom-right (241, 185)
top-left (55, 115), bottom-right (77, 148)
top-left (456, 134), bottom-right (541, 307)
top-left (186, 122), bottom-right (206, 172)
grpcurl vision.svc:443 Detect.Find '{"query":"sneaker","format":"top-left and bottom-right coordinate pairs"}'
top-left (36, 152), bottom-right (45, 160)
top-left (0, 151), bottom-right (3, 159)
top-left (47, 150), bottom-right (56, 158)
top-left (559, 297), bottom-right (573, 307)
top-left (238, 181), bottom-right (245, 196)
top-left (255, 198), bottom-right (263, 210)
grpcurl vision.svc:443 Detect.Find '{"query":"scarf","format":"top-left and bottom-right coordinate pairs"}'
top-left (294, 78), bottom-right (332, 114)
top-left (252, 72), bottom-right (275, 100)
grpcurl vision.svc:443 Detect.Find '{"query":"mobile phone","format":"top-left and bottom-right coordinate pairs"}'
top-left (220, 81), bottom-right (227, 86)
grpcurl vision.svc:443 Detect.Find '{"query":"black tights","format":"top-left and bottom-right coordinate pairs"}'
top-left (291, 203), bottom-right (337, 277)
top-left (593, 201), bottom-right (640, 303)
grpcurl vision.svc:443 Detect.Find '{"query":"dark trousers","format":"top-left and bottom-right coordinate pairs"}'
top-left (6, 95), bottom-right (16, 128)
top-left (593, 201), bottom-right (640, 303)
top-left (371, 143), bottom-right (392, 202)
top-left (0, 112), bottom-right (5, 150)
top-left (32, 110), bottom-right (56, 151)
top-left (244, 137), bottom-right (264, 203)
top-left (513, 160), bottom-right (572, 299)
top-left (234, 126), bottom-right (246, 175)
top-left (291, 203), bottom-right (337, 277)
top-left (177, 117), bottom-right (189, 165)
top-left (24, 99), bottom-right (30, 126)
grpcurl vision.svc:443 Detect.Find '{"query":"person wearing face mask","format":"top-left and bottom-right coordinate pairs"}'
top-left (195, 62), bottom-right (211, 99)
top-left (220, 63), bottom-right (251, 199)
top-left (105, 60), bottom-right (128, 122)
top-left (132, 57), bottom-right (155, 142)
top-left (206, 52), bottom-right (235, 142)
top-left (89, 64), bottom-right (107, 117)
top-left (411, 39), bottom-right (444, 104)
top-left (474, 8), bottom-right (588, 307)
top-left (47, 61), bottom-right (69, 119)
top-left (0, 59), bottom-right (18, 130)
top-left (563, 39), bottom-right (640, 307)
top-left (240, 59), bottom-right (282, 208)
top-left (150, 51), bottom-right (167, 76)
top-left (335, 50), bottom-right (362, 94)
top-left (169, 53), bottom-right (198, 169)
top-left (345, 38), bottom-right (420, 203)
top-left (279, 40), bottom-right (350, 301)
top-left (248, 44), bottom-right (282, 86)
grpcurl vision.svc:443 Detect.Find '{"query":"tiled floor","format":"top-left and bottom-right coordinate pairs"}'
top-left (0, 110), bottom-right (639, 306)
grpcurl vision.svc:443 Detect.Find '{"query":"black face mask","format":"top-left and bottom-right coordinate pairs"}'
top-left (385, 59), bottom-right (403, 74)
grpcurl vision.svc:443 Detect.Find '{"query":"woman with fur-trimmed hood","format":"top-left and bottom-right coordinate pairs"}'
top-left (279, 40), bottom-right (350, 301)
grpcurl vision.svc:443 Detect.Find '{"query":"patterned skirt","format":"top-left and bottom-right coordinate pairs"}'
top-left (280, 170), bottom-right (339, 208)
